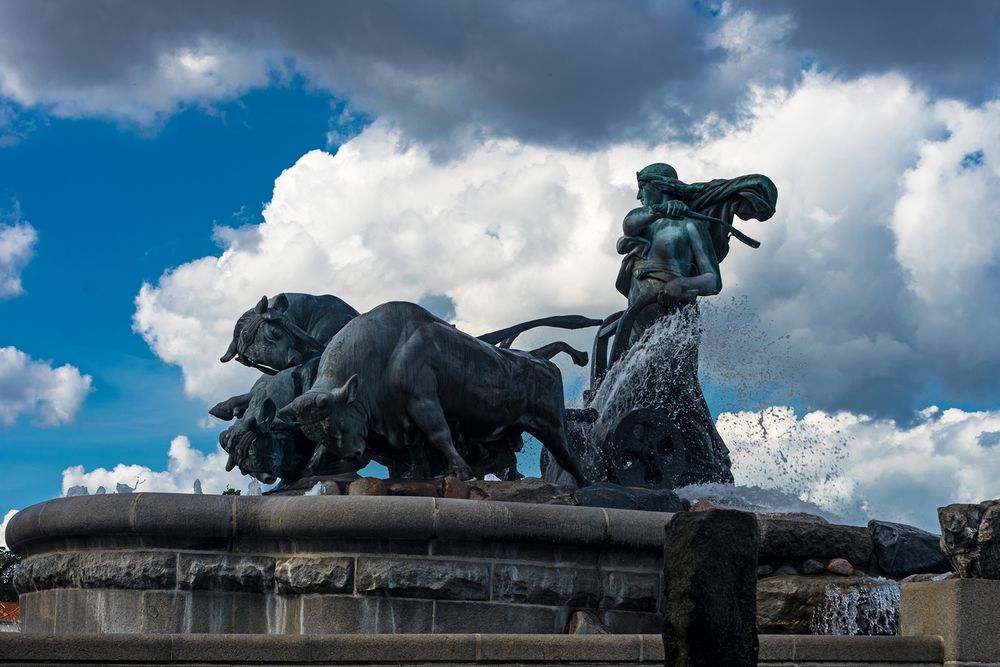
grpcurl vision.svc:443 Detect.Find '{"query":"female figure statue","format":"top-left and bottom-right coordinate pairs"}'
top-left (601, 163), bottom-right (777, 486)
top-left (616, 163), bottom-right (777, 340)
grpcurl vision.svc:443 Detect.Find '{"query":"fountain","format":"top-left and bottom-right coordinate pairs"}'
top-left (4, 160), bottom-right (990, 667)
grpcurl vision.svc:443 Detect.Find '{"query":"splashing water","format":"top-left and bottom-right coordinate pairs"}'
top-left (699, 296), bottom-right (803, 413)
top-left (576, 306), bottom-right (708, 482)
top-left (720, 407), bottom-right (861, 520)
top-left (811, 579), bottom-right (900, 635)
top-left (674, 482), bottom-right (842, 522)
top-left (700, 298), bottom-right (867, 520)
top-left (554, 295), bottom-right (863, 522)
top-left (586, 305), bottom-right (702, 427)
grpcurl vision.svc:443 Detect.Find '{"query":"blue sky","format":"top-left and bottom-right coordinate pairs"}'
top-left (2, 0), bottom-right (1000, 537)
top-left (0, 82), bottom-right (357, 507)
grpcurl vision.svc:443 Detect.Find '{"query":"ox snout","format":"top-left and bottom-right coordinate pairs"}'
top-left (340, 436), bottom-right (367, 464)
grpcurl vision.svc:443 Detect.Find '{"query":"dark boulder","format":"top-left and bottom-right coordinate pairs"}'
top-left (868, 519), bottom-right (950, 578)
top-left (758, 519), bottom-right (873, 566)
top-left (802, 558), bottom-right (826, 575)
top-left (573, 482), bottom-right (684, 513)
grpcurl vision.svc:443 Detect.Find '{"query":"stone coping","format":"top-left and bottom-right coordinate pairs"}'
top-left (0, 633), bottom-right (945, 665)
top-left (5, 494), bottom-right (674, 557)
top-left (759, 635), bottom-right (944, 663)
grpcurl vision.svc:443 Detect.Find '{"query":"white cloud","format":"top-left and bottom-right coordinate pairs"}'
top-left (1, 3), bottom-right (994, 150)
top-left (135, 72), bottom-right (1000, 419)
top-left (0, 346), bottom-right (92, 427)
top-left (0, 40), bottom-right (278, 126)
top-left (134, 122), bottom-right (642, 402)
top-left (891, 99), bottom-right (1000, 393)
top-left (0, 509), bottom-right (16, 550)
top-left (61, 435), bottom-right (249, 496)
top-left (0, 3), bottom-right (750, 148)
top-left (721, 405), bottom-right (1000, 532)
top-left (0, 221), bottom-right (37, 299)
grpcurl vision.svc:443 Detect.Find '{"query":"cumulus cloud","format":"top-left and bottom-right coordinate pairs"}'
top-left (721, 405), bottom-right (1000, 532)
top-left (3, 1), bottom-right (994, 151)
top-left (0, 509), bottom-right (16, 550)
top-left (0, 2), bottom-right (715, 147)
top-left (134, 121), bottom-right (638, 401)
top-left (0, 220), bottom-right (37, 299)
top-left (135, 72), bottom-right (1000, 420)
top-left (0, 346), bottom-right (92, 427)
top-left (891, 99), bottom-right (1000, 396)
top-left (61, 435), bottom-right (249, 496)
top-left (743, 0), bottom-right (1000, 104)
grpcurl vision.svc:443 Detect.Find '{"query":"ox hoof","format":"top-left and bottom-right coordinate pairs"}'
top-left (452, 467), bottom-right (473, 481)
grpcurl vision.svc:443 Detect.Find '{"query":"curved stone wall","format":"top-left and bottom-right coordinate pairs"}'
top-left (7, 494), bottom-right (672, 635)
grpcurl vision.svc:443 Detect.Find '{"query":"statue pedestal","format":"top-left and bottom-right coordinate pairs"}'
top-left (8, 494), bottom-right (669, 635)
top-left (901, 578), bottom-right (1000, 665)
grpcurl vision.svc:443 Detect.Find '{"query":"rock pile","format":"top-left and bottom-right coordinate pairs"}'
top-left (270, 475), bottom-right (577, 504)
top-left (269, 477), bottom-right (952, 588)
top-left (938, 499), bottom-right (1000, 578)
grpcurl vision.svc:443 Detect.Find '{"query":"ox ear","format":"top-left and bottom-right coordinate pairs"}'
top-left (259, 398), bottom-right (277, 426)
top-left (255, 295), bottom-right (269, 314)
top-left (339, 374), bottom-right (359, 406)
top-left (270, 293), bottom-right (289, 315)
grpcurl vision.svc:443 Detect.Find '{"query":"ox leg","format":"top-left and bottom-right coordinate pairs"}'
top-left (399, 431), bottom-right (434, 479)
top-left (405, 398), bottom-right (473, 480)
top-left (305, 443), bottom-right (331, 476)
top-left (499, 431), bottom-right (524, 480)
top-left (526, 416), bottom-right (590, 487)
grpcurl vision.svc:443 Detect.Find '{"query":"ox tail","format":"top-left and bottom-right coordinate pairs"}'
top-left (477, 315), bottom-right (603, 348)
top-left (528, 341), bottom-right (589, 367)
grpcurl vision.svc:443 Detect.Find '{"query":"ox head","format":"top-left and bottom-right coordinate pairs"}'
top-left (220, 294), bottom-right (318, 374)
top-left (220, 398), bottom-right (304, 484)
top-left (278, 375), bottom-right (367, 464)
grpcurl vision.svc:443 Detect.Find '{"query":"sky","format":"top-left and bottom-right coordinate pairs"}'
top-left (2, 0), bottom-right (1000, 545)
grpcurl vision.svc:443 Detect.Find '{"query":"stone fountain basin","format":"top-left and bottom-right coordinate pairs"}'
top-left (6, 494), bottom-right (671, 635)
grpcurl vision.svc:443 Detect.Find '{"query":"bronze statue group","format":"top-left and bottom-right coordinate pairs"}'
top-left (212, 165), bottom-right (776, 493)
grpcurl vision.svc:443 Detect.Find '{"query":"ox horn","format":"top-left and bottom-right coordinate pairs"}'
top-left (220, 337), bottom-right (239, 363)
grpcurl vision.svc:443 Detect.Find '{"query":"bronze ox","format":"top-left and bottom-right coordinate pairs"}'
top-left (279, 301), bottom-right (590, 485)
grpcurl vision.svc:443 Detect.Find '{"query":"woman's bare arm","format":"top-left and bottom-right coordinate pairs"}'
top-left (623, 200), bottom-right (689, 236)
top-left (679, 219), bottom-right (722, 297)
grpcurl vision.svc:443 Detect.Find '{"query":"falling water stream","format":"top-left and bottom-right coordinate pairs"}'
top-left (573, 298), bottom-right (902, 635)
top-left (811, 579), bottom-right (901, 635)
